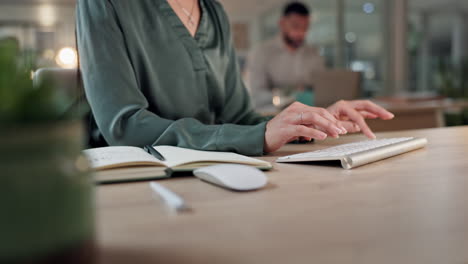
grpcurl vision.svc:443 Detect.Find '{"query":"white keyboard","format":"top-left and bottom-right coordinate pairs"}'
top-left (277, 137), bottom-right (428, 169)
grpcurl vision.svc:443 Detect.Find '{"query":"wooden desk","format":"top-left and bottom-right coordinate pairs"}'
top-left (97, 126), bottom-right (468, 264)
top-left (368, 99), bottom-right (468, 132)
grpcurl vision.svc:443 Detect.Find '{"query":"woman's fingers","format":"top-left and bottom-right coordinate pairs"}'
top-left (300, 111), bottom-right (345, 137)
top-left (358, 110), bottom-right (379, 119)
top-left (350, 100), bottom-right (394, 120)
top-left (290, 125), bottom-right (327, 140)
top-left (264, 102), bottom-right (356, 153)
top-left (339, 106), bottom-right (375, 139)
top-left (326, 100), bottom-right (396, 139)
top-left (315, 107), bottom-right (343, 126)
top-left (339, 120), bottom-right (361, 133)
top-left (290, 103), bottom-right (345, 130)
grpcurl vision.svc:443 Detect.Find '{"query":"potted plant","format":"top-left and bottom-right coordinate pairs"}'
top-left (435, 58), bottom-right (468, 126)
top-left (0, 38), bottom-right (95, 263)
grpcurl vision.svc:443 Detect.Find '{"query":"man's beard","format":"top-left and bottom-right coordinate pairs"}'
top-left (283, 34), bottom-right (304, 49)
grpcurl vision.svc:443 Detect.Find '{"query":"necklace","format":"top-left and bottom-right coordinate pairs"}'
top-left (169, 0), bottom-right (196, 28)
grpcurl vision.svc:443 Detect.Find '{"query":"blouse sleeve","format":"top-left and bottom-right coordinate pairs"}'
top-left (215, 2), bottom-right (272, 126)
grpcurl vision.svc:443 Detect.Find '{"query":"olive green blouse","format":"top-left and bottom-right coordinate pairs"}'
top-left (76, 0), bottom-right (269, 155)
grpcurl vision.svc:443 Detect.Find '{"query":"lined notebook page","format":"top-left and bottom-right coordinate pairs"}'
top-left (155, 146), bottom-right (271, 168)
top-left (84, 146), bottom-right (163, 170)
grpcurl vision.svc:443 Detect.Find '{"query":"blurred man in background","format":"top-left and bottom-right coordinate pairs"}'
top-left (247, 1), bottom-right (325, 111)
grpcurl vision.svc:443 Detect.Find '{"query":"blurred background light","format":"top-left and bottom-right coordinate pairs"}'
top-left (55, 47), bottom-right (78, 69)
top-left (38, 5), bottom-right (56, 27)
top-left (351, 61), bottom-right (366, 72)
top-left (363, 3), bottom-right (375, 14)
top-left (345, 32), bottom-right (357, 43)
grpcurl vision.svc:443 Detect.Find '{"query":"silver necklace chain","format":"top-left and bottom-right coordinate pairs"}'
top-left (169, 0), bottom-right (196, 28)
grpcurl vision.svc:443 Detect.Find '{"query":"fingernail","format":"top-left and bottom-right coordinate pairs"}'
top-left (319, 132), bottom-right (327, 140)
top-left (340, 127), bottom-right (347, 133)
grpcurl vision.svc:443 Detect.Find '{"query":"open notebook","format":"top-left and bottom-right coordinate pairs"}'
top-left (83, 145), bottom-right (272, 184)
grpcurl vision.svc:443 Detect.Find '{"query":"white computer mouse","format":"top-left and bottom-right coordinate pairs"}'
top-left (193, 164), bottom-right (268, 191)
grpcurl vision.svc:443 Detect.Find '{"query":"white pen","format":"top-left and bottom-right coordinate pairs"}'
top-left (149, 182), bottom-right (192, 213)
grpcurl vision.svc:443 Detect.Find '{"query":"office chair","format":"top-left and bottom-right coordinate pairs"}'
top-left (33, 68), bottom-right (106, 147)
top-left (33, 68), bottom-right (82, 98)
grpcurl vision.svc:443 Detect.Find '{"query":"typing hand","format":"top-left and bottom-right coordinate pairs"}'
top-left (264, 102), bottom-right (348, 153)
top-left (326, 100), bottom-right (394, 139)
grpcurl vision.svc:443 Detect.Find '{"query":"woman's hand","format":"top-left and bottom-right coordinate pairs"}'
top-left (264, 102), bottom-right (348, 153)
top-left (326, 100), bottom-right (394, 139)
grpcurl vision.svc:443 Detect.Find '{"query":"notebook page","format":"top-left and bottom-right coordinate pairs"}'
top-left (83, 146), bottom-right (164, 170)
top-left (154, 146), bottom-right (271, 168)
